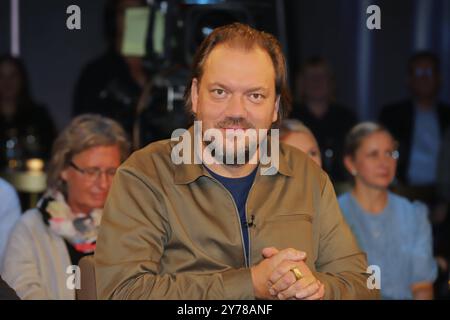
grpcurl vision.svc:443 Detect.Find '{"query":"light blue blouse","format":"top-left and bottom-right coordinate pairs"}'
top-left (338, 192), bottom-right (438, 299)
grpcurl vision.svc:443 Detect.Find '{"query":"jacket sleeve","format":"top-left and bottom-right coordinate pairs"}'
top-left (95, 166), bottom-right (255, 300)
top-left (1, 219), bottom-right (50, 300)
top-left (313, 174), bottom-right (380, 300)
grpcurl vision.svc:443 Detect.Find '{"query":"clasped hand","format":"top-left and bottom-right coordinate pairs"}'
top-left (251, 247), bottom-right (325, 300)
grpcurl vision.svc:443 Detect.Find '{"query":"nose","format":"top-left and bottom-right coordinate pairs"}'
top-left (378, 155), bottom-right (394, 169)
top-left (96, 172), bottom-right (110, 191)
top-left (226, 94), bottom-right (247, 119)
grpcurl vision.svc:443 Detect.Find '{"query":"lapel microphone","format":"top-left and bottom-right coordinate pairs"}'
top-left (246, 215), bottom-right (256, 228)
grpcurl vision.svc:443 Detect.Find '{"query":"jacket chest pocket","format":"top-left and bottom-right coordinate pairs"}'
top-left (264, 213), bottom-right (313, 224)
top-left (252, 213), bottom-right (314, 266)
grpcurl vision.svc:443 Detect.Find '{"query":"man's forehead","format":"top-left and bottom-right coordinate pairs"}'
top-left (204, 43), bottom-right (272, 68)
top-left (200, 44), bottom-right (276, 87)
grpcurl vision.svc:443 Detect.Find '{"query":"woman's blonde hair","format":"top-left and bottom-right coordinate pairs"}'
top-left (280, 119), bottom-right (322, 163)
top-left (344, 121), bottom-right (398, 158)
top-left (280, 119), bottom-right (315, 138)
top-left (47, 114), bottom-right (130, 192)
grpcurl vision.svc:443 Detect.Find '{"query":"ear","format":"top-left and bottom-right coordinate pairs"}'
top-left (191, 78), bottom-right (199, 114)
top-left (343, 155), bottom-right (356, 176)
top-left (60, 167), bottom-right (69, 182)
top-left (272, 96), bottom-right (280, 123)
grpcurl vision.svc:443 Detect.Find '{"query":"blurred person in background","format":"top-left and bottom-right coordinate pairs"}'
top-left (290, 56), bottom-right (357, 184)
top-left (379, 51), bottom-right (450, 208)
top-left (379, 52), bottom-right (450, 299)
top-left (73, 0), bottom-right (148, 140)
top-left (280, 119), bottom-right (321, 167)
top-left (1, 115), bottom-right (129, 299)
top-left (338, 122), bottom-right (437, 300)
top-left (434, 127), bottom-right (450, 298)
top-left (0, 54), bottom-right (56, 170)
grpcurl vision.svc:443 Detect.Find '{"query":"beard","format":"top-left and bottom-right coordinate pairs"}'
top-left (204, 117), bottom-right (258, 167)
top-left (207, 137), bottom-right (251, 167)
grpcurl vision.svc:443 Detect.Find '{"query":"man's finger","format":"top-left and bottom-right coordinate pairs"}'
top-left (269, 260), bottom-right (300, 289)
top-left (262, 247), bottom-right (279, 259)
top-left (276, 276), bottom-right (317, 300)
top-left (304, 283), bottom-right (325, 300)
top-left (268, 248), bottom-right (307, 269)
top-left (294, 279), bottom-right (321, 300)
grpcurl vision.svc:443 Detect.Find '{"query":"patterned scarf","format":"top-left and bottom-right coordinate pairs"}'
top-left (38, 191), bottom-right (102, 253)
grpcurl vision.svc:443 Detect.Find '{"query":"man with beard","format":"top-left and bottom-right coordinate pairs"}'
top-left (95, 23), bottom-right (378, 300)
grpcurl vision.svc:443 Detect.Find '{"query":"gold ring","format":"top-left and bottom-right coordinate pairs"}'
top-left (290, 267), bottom-right (303, 281)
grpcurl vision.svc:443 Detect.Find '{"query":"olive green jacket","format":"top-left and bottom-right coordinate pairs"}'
top-left (95, 130), bottom-right (379, 300)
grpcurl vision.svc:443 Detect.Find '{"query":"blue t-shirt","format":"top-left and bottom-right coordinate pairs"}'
top-left (206, 166), bottom-right (257, 265)
top-left (338, 192), bottom-right (438, 299)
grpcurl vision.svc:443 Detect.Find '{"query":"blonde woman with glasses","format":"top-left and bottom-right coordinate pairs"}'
top-left (338, 122), bottom-right (437, 299)
top-left (1, 114), bottom-right (130, 299)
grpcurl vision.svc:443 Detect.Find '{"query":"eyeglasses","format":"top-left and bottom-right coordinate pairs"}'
top-left (365, 150), bottom-right (399, 160)
top-left (69, 161), bottom-right (117, 181)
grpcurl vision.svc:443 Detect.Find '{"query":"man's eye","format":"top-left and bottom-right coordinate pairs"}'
top-left (249, 93), bottom-right (264, 102)
top-left (211, 89), bottom-right (226, 98)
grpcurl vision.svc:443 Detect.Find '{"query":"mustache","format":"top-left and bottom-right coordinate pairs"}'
top-left (216, 117), bottom-right (255, 130)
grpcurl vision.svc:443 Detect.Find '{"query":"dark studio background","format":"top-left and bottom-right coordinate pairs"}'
top-left (1, 0), bottom-right (449, 129)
